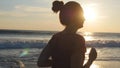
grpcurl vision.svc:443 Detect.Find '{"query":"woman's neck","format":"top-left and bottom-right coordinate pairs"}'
top-left (63, 25), bottom-right (79, 34)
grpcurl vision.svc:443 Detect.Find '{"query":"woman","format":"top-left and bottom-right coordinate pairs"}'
top-left (37, 1), bottom-right (97, 68)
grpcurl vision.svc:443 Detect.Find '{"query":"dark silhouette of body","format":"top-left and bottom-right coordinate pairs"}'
top-left (37, 1), bottom-right (97, 68)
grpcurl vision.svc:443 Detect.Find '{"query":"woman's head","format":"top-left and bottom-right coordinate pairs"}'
top-left (52, 0), bottom-right (85, 28)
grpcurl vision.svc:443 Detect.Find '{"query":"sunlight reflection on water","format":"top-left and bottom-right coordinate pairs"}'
top-left (84, 36), bottom-right (95, 41)
top-left (83, 32), bottom-right (95, 41)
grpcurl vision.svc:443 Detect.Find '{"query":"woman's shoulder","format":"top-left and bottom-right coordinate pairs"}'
top-left (75, 33), bottom-right (84, 38)
top-left (53, 32), bottom-right (84, 42)
top-left (50, 32), bottom-right (62, 40)
top-left (71, 33), bottom-right (85, 41)
top-left (52, 32), bottom-right (61, 38)
top-left (74, 34), bottom-right (85, 43)
top-left (53, 32), bottom-right (84, 38)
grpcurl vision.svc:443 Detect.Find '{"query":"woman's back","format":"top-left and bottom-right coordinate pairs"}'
top-left (51, 32), bottom-right (86, 68)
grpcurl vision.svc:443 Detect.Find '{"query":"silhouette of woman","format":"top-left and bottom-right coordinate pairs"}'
top-left (37, 1), bottom-right (97, 68)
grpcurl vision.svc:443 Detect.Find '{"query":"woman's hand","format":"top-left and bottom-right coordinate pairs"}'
top-left (89, 47), bottom-right (97, 61)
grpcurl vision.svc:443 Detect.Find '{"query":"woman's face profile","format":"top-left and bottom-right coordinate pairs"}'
top-left (73, 11), bottom-right (85, 28)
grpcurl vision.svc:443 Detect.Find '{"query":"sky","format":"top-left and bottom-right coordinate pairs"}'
top-left (0, 0), bottom-right (120, 33)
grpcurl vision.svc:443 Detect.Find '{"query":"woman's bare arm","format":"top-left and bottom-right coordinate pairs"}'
top-left (71, 48), bottom-right (97, 68)
top-left (37, 35), bottom-right (56, 67)
top-left (37, 44), bottom-right (52, 67)
top-left (71, 35), bottom-right (86, 68)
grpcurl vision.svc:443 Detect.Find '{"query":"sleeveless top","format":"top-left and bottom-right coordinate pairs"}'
top-left (48, 32), bottom-right (86, 68)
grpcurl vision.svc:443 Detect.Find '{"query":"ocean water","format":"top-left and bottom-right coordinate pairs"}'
top-left (0, 30), bottom-right (120, 68)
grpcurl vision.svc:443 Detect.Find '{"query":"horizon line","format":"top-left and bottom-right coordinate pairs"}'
top-left (0, 29), bottom-right (120, 34)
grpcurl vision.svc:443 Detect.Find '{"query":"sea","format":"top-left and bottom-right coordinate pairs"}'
top-left (0, 30), bottom-right (120, 68)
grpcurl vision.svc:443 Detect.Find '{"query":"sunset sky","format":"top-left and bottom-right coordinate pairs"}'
top-left (0, 0), bottom-right (120, 33)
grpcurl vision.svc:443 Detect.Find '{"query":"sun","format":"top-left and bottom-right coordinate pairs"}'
top-left (83, 6), bottom-right (97, 21)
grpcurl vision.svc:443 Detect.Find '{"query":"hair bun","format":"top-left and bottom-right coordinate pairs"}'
top-left (52, 0), bottom-right (64, 13)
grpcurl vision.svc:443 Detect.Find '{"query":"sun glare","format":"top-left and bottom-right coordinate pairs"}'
top-left (83, 6), bottom-right (97, 21)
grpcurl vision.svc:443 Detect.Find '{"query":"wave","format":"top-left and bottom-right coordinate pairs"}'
top-left (86, 40), bottom-right (120, 47)
top-left (0, 39), bottom-right (120, 49)
top-left (0, 39), bottom-right (46, 49)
